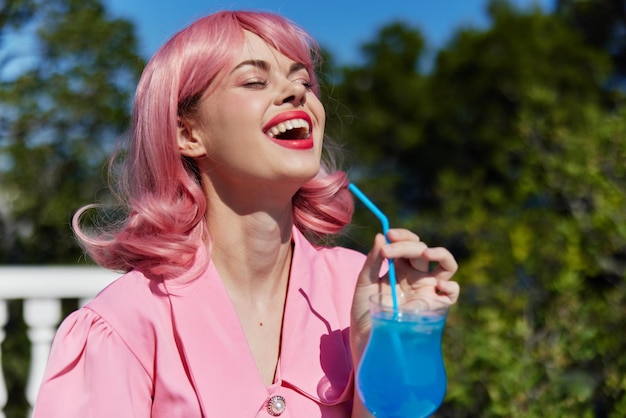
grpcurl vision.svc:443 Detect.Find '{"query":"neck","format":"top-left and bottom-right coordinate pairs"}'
top-left (202, 178), bottom-right (296, 304)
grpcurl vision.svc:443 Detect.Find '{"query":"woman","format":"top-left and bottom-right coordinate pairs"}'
top-left (33, 10), bottom-right (459, 418)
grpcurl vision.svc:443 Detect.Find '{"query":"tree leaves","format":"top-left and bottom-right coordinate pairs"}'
top-left (0, 0), bottom-right (624, 415)
top-left (0, 0), bottom-right (143, 263)
top-left (329, 1), bottom-right (626, 415)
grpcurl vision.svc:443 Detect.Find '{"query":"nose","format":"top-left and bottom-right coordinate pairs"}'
top-left (276, 79), bottom-right (307, 107)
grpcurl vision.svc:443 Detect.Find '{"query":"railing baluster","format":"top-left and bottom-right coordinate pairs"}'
top-left (23, 299), bottom-right (61, 415)
top-left (0, 266), bottom-right (117, 414)
top-left (0, 300), bottom-right (8, 418)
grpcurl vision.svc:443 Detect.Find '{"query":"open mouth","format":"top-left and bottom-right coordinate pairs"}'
top-left (264, 118), bottom-right (311, 140)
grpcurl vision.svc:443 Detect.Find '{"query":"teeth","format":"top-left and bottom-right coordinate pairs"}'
top-left (266, 118), bottom-right (310, 138)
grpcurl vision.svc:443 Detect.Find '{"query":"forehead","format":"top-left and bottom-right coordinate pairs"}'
top-left (233, 30), bottom-right (297, 68)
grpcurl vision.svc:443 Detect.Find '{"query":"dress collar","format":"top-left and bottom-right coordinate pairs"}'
top-left (164, 227), bottom-right (353, 416)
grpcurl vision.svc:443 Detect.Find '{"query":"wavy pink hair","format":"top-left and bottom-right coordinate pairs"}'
top-left (73, 11), bottom-right (353, 280)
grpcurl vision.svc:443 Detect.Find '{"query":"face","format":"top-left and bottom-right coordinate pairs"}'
top-left (179, 30), bottom-right (326, 193)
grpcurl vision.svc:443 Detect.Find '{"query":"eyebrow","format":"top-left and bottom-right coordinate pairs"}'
top-left (230, 59), bottom-right (307, 75)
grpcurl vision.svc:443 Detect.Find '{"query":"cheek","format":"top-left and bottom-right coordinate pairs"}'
top-left (312, 95), bottom-right (325, 119)
top-left (310, 96), bottom-right (326, 133)
top-left (200, 97), bottom-right (258, 144)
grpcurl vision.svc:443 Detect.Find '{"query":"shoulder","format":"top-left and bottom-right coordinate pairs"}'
top-left (87, 269), bottom-right (163, 317)
top-left (314, 244), bottom-right (366, 274)
top-left (36, 307), bottom-right (154, 417)
top-left (294, 228), bottom-right (366, 274)
top-left (51, 306), bottom-right (153, 375)
top-left (292, 228), bottom-right (366, 301)
top-left (80, 270), bottom-right (171, 363)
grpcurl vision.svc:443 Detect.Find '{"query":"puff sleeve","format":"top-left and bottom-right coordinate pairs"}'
top-left (32, 308), bottom-right (153, 418)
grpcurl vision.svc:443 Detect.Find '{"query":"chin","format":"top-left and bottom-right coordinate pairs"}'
top-left (279, 165), bottom-right (321, 186)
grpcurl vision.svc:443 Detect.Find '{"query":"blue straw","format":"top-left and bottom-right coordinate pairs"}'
top-left (348, 183), bottom-right (399, 314)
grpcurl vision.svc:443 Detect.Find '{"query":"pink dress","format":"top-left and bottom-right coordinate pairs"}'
top-left (33, 228), bottom-right (366, 417)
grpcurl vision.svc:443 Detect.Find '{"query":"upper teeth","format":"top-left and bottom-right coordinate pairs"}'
top-left (265, 118), bottom-right (310, 138)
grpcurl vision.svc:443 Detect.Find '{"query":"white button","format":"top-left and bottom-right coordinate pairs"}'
top-left (266, 395), bottom-right (286, 416)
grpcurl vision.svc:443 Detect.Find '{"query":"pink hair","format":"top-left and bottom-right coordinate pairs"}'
top-left (73, 11), bottom-right (353, 280)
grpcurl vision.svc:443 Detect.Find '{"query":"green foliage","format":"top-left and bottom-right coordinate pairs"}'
top-left (329, 0), bottom-right (626, 415)
top-left (0, 0), bottom-right (36, 34)
top-left (555, 0), bottom-right (626, 83)
top-left (1, 301), bottom-right (30, 418)
top-left (0, 0), bottom-right (143, 264)
top-left (325, 22), bottom-right (429, 250)
top-left (1, 0), bottom-right (625, 416)
top-left (0, 1), bottom-right (142, 416)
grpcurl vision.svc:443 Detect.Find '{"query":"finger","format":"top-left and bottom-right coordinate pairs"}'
top-left (410, 257), bottom-right (430, 273)
top-left (422, 247), bottom-right (458, 276)
top-left (380, 239), bottom-right (430, 272)
top-left (436, 280), bottom-right (460, 303)
top-left (380, 240), bottom-right (428, 260)
top-left (357, 233), bottom-right (387, 287)
top-left (386, 228), bottom-right (420, 243)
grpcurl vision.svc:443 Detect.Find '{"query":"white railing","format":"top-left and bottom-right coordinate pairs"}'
top-left (0, 266), bottom-right (118, 417)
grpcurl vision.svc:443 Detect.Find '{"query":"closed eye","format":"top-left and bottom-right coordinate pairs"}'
top-left (243, 80), bottom-right (268, 89)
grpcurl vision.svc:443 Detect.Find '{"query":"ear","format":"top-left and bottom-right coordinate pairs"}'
top-left (177, 118), bottom-right (207, 158)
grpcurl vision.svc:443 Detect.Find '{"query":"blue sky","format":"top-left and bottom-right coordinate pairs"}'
top-left (106, 0), bottom-right (554, 64)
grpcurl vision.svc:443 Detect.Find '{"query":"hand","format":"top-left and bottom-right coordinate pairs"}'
top-left (350, 228), bottom-right (460, 363)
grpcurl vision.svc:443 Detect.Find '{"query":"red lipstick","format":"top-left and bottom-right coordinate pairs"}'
top-left (263, 110), bottom-right (314, 150)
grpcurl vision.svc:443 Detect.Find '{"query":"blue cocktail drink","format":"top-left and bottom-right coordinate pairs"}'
top-left (357, 294), bottom-right (449, 418)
